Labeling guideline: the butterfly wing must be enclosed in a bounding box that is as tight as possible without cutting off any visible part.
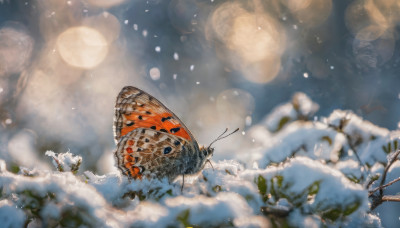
[114,128,192,179]
[114,86,194,144]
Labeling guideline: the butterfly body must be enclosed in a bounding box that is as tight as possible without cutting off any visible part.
[113,86,213,181]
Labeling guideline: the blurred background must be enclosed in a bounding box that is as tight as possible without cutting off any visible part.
[2,0,400,170]
[0,0,400,224]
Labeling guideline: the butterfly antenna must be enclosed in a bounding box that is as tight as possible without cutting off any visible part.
[208,128,239,149]
[217,128,229,140]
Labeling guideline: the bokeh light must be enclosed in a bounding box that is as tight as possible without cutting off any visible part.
[56,26,108,69]
[345,0,399,69]
[216,89,255,126]
[345,0,400,39]
[82,12,121,44]
[208,2,286,84]
[7,130,49,170]
[0,23,34,77]
[283,0,333,28]
[86,0,126,8]
[168,0,198,34]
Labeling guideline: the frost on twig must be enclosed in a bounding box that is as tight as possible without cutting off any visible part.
[368,149,400,210]
[45,151,82,174]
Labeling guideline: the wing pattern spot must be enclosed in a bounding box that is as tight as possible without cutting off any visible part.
[161,116,172,122]
[163,146,172,154]
[170,127,180,133]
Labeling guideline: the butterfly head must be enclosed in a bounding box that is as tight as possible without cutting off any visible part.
[200,146,214,159]
[197,146,214,171]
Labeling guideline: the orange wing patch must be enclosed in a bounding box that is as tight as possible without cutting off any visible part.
[121,112,190,140]
[123,155,142,179]
[114,86,193,142]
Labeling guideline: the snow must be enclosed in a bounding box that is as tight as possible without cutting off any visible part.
[263,92,319,132]
[0,153,381,227]
[335,159,363,181]
[255,121,346,167]
[0,199,26,228]
[0,94,396,227]
[45,151,82,172]
[233,215,270,228]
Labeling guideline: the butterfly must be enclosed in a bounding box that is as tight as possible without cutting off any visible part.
[113,86,238,183]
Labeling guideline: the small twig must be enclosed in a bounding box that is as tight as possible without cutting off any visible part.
[345,134,365,168]
[369,149,400,210]
[366,176,378,189]
[327,122,368,180]
[369,176,400,197]
[379,149,400,197]
[382,195,400,202]
[181,174,185,193]
[370,194,400,210]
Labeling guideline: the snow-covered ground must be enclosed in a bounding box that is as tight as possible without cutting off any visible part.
[1,93,398,227]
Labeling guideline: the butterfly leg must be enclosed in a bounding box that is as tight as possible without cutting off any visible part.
[181,174,185,193]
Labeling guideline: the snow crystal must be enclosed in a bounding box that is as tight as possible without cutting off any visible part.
[245,115,252,126]
[142,30,148,37]
[173,52,179,60]
[45,150,82,172]
[149,67,160,80]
